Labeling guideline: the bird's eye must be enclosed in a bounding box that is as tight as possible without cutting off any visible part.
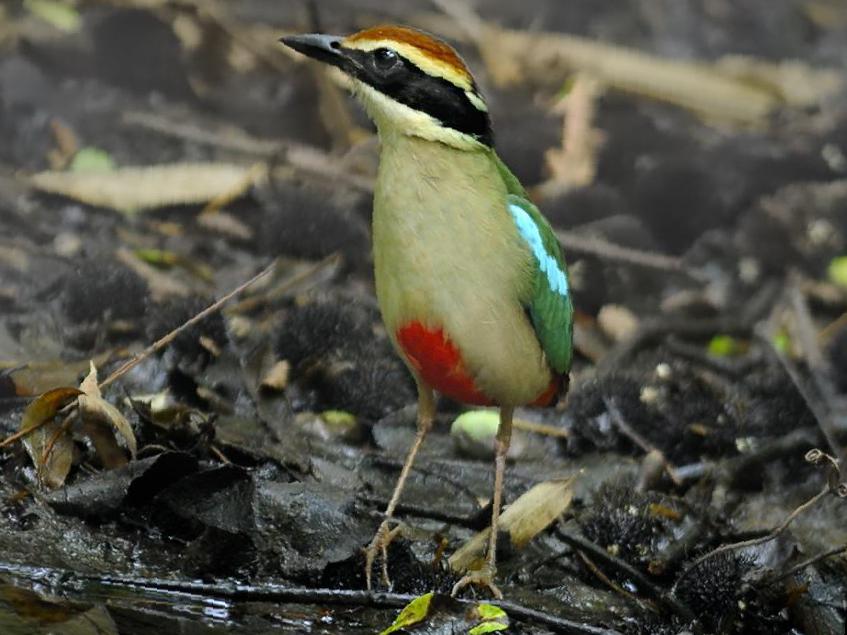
[373,48,399,71]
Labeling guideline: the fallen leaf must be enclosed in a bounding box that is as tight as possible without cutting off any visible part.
[597,304,640,343]
[134,248,214,283]
[260,360,291,391]
[116,247,191,299]
[2,353,113,397]
[380,592,433,634]
[24,0,81,32]
[196,210,254,240]
[449,475,578,572]
[380,593,509,635]
[17,387,81,441]
[469,603,510,634]
[27,163,255,214]
[18,387,81,488]
[77,362,137,462]
[70,147,115,173]
[828,256,847,289]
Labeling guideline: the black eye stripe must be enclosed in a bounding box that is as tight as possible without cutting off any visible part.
[341,47,492,146]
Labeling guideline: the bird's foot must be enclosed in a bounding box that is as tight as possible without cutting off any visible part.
[450,563,503,599]
[363,519,404,591]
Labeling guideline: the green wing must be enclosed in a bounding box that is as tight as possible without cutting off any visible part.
[494,154,574,374]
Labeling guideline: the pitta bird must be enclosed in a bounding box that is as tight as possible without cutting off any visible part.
[281,25,573,598]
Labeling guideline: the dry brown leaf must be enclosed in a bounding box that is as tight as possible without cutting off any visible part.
[19,387,81,488]
[260,360,291,391]
[597,304,640,343]
[432,1,830,126]
[449,474,578,572]
[483,26,779,125]
[196,210,254,240]
[77,362,137,461]
[27,163,255,214]
[540,73,603,195]
[1,353,113,397]
[116,247,191,299]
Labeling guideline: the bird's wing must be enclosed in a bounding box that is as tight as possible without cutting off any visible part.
[494,154,574,374]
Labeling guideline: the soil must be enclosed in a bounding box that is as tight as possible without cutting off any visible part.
[1,1,846,633]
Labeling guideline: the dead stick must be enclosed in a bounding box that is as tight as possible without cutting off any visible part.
[672,484,831,593]
[603,396,682,485]
[775,543,847,582]
[0,563,624,635]
[555,527,695,620]
[513,417,569,438]
[98,260,277,390]
[557,231,705,280]
[755,323,843,467]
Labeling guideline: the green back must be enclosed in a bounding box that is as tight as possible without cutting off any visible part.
[494,153,574,374]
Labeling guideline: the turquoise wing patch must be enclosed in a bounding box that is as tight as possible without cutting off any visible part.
[507,202,569,298]
[505,193,574,374]
[493,152,574,374]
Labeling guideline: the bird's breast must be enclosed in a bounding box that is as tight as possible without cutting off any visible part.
[372,134,553,405]
[395,320,560,406]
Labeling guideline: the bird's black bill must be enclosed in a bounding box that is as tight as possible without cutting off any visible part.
[280,33,346,69]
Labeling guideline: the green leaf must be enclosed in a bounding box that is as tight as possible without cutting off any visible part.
[468,622,509,635]
[475,604,508,621]
[70,147,115,173]
[469,602,509,634]
[134,248,178,269]
[827,256,847,288]
[320,410,357,428]
[24,0,81,32]
[18,387,82,488]
[380,592,433,635]
[707,334,737,357]
[772,331,791,354]
[451,410,499,443]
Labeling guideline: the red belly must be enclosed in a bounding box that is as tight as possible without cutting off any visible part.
[395,321,559,407]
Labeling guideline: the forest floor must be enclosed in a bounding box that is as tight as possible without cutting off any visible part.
[1,1,847,633]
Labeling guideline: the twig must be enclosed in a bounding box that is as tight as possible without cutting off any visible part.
[774,543,847,582]
[98,261,277,390]
[576,550,654,612]
[755,319,844,468]
[122,111,283,157]
[38,411,74,466]
[556,231,706,281]
[597,311,765,374]
[536,74,603,196]
[0,392,80,449]
[715,427,819,490]
[672,483,832,594]
[602,396,681,486]
[513,417,569,438]
[360,496,477,528]
[784,280,845,465]
[555,527,695,621]
[369,454,481,512]
[0,564,624,635]
[227,253,341,314]
[122,112,374,192]
[664,336,760,379]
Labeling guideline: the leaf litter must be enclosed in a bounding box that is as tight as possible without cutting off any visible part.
[1,0,847,633]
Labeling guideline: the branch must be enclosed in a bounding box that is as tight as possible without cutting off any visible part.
[0,564,624,635]
[98,260,277,390]
[555,527,695,621]
[556,231,706,282]
[672,481,833,594]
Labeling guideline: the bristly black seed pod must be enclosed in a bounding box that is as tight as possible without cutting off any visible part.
[675,551,754,630]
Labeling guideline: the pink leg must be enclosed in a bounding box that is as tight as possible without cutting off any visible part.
[364,382,435,590]
[451,405,513,599]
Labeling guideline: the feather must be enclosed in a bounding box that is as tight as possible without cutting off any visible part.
[494,154,574,374]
